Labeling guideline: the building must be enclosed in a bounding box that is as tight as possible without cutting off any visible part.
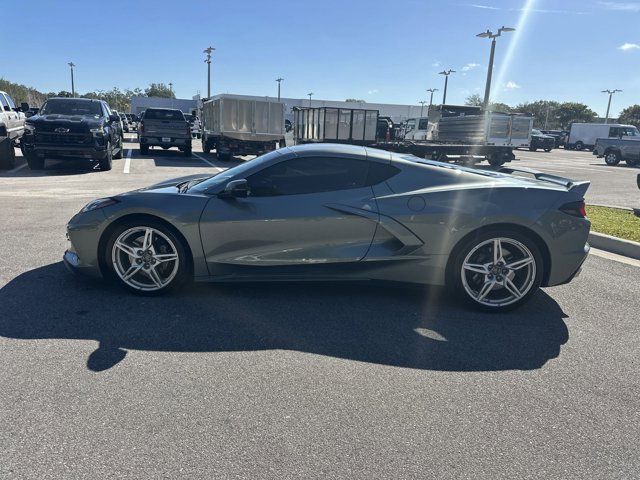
[132,94,425,123]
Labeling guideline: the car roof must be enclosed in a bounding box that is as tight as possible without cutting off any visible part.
[283,143,393,163]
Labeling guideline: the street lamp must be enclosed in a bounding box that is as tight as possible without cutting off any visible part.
[68,62,76,97]
[438,70,455,105]
[307,92,313,107]
[203,46,215,98]
[419,101,427,117]
[426,88,439,116]
[476,26,515,110]
[169,82,173,94]
[276,77,284,101]
[602,89,622,124]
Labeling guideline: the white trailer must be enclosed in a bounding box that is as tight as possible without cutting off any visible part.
[201,95,285,160]
[567,123,639,150]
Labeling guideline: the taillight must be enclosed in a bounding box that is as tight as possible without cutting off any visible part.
[139,121,144,133]
[560,200,587,218]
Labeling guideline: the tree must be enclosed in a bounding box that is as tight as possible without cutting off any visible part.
[465,94,512,113]
[618,105,640,128]
[514,100,560,128]
[555,102,597,129]
[145,83,175,98]
[465,94,483,106]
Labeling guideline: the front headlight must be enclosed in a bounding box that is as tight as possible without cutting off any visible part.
[90,125,104,135]
[24,123,35,134]
[80,197,118,213]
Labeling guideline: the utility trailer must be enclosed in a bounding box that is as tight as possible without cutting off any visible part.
[294,106,379,145]
[201,95,285,161]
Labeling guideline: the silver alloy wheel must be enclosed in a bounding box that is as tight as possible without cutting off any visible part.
[605,152,619,165]
[111,226,179,291]
[461,237,536,308]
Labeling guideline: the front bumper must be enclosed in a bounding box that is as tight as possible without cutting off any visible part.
[23,142,108,160]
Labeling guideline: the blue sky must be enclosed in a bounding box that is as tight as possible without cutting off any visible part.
[3,0,640,115]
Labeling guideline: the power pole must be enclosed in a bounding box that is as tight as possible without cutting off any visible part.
[438,70,455,105]
[307,92,313,107]
[203,46,215,98]
[476,26,515,110]
[276,77,284,101]
[68,62,76,97]
[602,89,622,124]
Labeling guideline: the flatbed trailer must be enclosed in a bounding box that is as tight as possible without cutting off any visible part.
[373,141,515,166]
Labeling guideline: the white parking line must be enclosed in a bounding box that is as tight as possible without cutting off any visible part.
[123,149,132,173]
[9,162,27,173]
[192,152,217,168]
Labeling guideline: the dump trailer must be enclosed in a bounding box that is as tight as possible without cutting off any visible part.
[436,113,533,148]
[201,95,285,161]
[294,107,379,145]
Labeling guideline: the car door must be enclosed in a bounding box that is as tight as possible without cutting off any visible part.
[0,94,17,139]
[199,155,379,273]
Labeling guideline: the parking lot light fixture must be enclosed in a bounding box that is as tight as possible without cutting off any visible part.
[68,62,75,97]
[203,46,215,98]
[476,26,515,110]
[276,78,284,102]
[602,89,622,124]
[307,92,313,107]
[438,70,455,105]
[419,101,427,117]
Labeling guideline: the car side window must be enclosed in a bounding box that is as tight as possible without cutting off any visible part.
[0,94,9,111]
[405,120,416,132]
[609,127,620,137]
[247,157,370,197]
[4,94,16,109]
[418,119,428,130]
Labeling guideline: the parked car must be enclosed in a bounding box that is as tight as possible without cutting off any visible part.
[529,129,556,152]
[540,129,568,148]
[125,113,138,131]
[111,109,125,135]
[0,90,27,169]
[21,97,123,171]
[138,108,192,156]
[64,144,590,312]
[566,123,639,150]
[593,135,640,166]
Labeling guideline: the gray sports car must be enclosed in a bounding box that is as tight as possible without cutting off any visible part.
[65,144,590,311]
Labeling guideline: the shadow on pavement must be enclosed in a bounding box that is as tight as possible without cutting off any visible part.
[0,262,569,373]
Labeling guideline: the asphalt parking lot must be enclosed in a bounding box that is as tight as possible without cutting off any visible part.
[1,136,639,479]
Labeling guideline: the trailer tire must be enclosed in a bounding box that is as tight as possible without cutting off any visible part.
[529,146,537,152]
[575,141,584,151]
[202,140,211,154]
[488,154,506,167]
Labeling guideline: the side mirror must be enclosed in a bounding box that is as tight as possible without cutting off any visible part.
[21,102,29,112]
[109,114,119,122]
[219,179,250,198]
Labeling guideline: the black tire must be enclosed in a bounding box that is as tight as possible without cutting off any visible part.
[184,145,192,157]
[99,141,113,171]
[488,154,506,167]
[529,146,537,152]
[604,150,621,166]
[575,141,584,151]
[0,137,16,169]
[113,137,123,159]
[202,141,211,154]
[218,152,232,161]
[26,152,44,170]
[103,219,191,296]
[448,228,544,312]
[140,144,149,155]
[544,148,552,152]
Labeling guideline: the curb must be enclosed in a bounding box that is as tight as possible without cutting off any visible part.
[589,231,640,260]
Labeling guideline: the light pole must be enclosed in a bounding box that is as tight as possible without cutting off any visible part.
[307,92,313,107]
[169,82,173,94]
[602,89,622,124]
[476,26,515,110]
[426,88,439,117]
[419,101,427,117]
[438,70,455,105]
[276,77,284,101]
[68,62,75,97]
[203,46,215,98]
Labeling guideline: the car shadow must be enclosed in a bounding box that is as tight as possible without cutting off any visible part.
[588,163,640,169]
[0,262,570,373]
[0,156,102,177]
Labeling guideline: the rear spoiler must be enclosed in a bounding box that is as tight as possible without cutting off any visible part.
[497,166,590,197]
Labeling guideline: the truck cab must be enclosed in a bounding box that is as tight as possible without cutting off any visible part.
[0,91,27,169]
[402,117,432,141]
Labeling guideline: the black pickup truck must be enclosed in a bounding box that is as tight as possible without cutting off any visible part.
[22,97,123,171]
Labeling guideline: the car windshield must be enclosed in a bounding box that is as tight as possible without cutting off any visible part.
[143,109,185,120]
[40,99,102,116]
[189,150,285,193]
[184,114,194,121]
[621,127,639,137]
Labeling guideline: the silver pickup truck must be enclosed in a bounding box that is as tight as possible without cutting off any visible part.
[593,132,640,167]
[138,108,192,156]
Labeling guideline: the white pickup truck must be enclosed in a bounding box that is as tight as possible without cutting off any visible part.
[0,91,28,169]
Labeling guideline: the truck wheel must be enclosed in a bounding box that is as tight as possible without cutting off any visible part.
[488,154,506,167]
[529,146,537,152]
[203,141,211,154]
[0,137,16,169]
[575,141,584,151]
[26,153,44,170]
[99,142,113,171]
[184,145,192,157]
[604,151,621,166]
[140,144,149,155]
[218,152,232,161]
[544,148,552,153]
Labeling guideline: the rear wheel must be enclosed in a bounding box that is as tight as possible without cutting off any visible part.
[575,141,584,151]
[202,140,211,154]
[99,141,113,171]
[0,137,16,169]
[105,220,190,295]
[529,146,537,152]
[544,148,552,152]
[113,137,123,159]
[604,150,621,166]
[140,144,149,155]
[450,229,543,311]
[184,145,192,157]
[488,154,506,167]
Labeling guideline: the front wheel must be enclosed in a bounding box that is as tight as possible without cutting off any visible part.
[575,141,584,151]
[113,137,123,159]
[184,145,192,157]
[105,220,190,295]
[604,151,621,166]
[450,230,543,311]
[99,141,113,171]
[544,148,552,153]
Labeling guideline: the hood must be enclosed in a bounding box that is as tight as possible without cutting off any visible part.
[532,133,554,139]
[143,174,214,190]
[28,114,103,130]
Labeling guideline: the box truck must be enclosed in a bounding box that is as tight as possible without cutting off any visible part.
[566,123,639,151]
